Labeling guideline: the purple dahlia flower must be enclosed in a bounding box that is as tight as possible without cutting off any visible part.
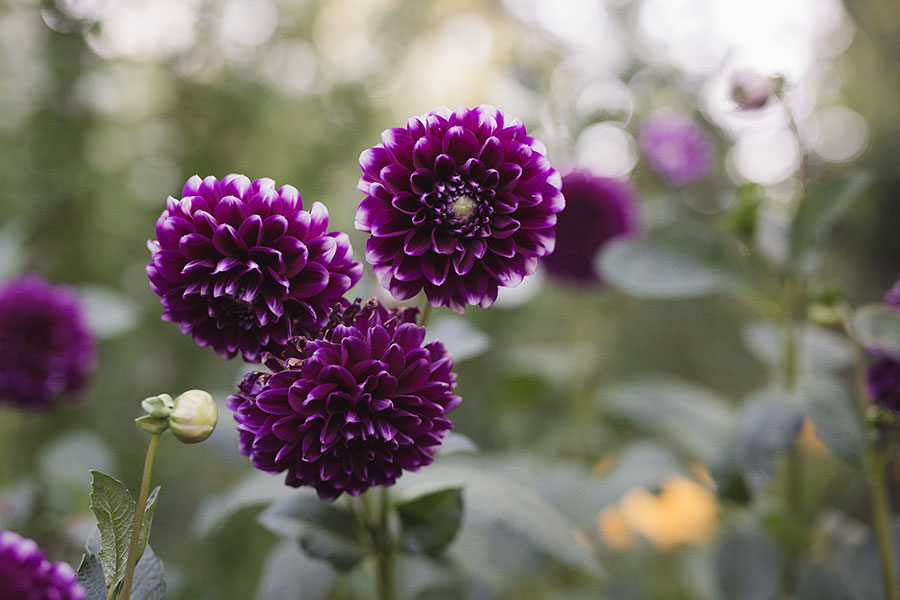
[0,275,95,410]
[148,174,363,362]
[542,170,641,285]
[356,105,564,313]
[638,115,713,185]
[867,355,900,413]
[227,299,461,500]
[0,530,85,600]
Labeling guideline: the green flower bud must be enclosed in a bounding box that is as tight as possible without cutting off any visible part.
[169,389,218,444]
[135,415,170,435]
[141,393,174,418]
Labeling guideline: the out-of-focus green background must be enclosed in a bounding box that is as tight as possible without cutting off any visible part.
[1,0,898,597]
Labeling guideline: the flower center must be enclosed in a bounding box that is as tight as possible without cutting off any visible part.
[451,194,477,222]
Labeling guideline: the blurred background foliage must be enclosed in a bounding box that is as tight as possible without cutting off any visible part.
[1,0,899,598]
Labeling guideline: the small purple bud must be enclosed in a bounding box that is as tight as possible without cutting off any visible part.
[731,70,780,110]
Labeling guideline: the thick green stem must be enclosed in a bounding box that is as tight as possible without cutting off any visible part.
[866,445,900,600]
[358,489,397,600]
[420,302,432,329]
[119,433,161,600]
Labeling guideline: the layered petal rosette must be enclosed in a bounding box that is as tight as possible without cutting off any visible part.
[638,115,713,185]
[0,275,95,410]
[542,170,641,285]
[227,299,461,500]
[0,530,86,600]
[148,174,363,361]
[356,105,564,312]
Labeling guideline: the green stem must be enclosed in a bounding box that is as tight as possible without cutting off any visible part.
[118,433,161,600]
[866,443,900,600]
[420,302,432,329]
[358,489,397,600]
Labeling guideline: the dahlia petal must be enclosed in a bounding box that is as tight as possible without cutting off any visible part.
[291,262,330,297]
[382,127,415,168]
[433,154,457,181]
[498,162,523,191]
[213,224,249,256]
[178,233,216,260]
[431,228,456,255]
[393,254,422,282]
[308,202,330,238]
[490,215,520,239]
[391,193,421,215]
[261,214,289,242]
[215,195,248,225]
[308,235,338,265]
[388,277,421,301]
[402,227,432,257]
[478,136,503,168]
[421,254,450,285]
[157,216,194,248]
[380,164,412,195]
[452,249,476,276]
[393,322,426,351]
[372,210,412,238]
[410,169,435,195]
[356,196,385,231]
[360,146,390,179]
[442,126,480,165]
[398,358,430,393]
[413,135,442,169]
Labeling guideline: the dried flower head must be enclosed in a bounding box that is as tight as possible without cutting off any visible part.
[356,105,564,312]
[0,275,95,410]
[148,174,363,361]
[227,299,461,500]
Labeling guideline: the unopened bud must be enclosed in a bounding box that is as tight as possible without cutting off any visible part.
[731,70,780,110]
[141,394,174,418]
[169,389,217,444]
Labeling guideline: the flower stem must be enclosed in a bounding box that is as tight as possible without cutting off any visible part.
[119,433,161,600]
[866,442,899,600]
[358,488,397,600]
[420,302,432,329]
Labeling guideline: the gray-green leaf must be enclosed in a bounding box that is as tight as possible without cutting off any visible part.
[129,545,167,600]
[398,487,464,556]
[258,490,365,571]
[598,226,748,299]
[76,552,107,600]
[801,378,864,465]
[789,173,871,271]
[852,304,900,357]
[715,527,782,600]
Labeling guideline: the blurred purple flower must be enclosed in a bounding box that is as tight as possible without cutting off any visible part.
[542,170,641,285]
[638,115,713,185]
[227,299,460,500]
[356,105,564,313]
[148,174,363,362]
[885,281,900,308]
[867,355,900,413]
[0,275,95,410]
[0,530,85,600]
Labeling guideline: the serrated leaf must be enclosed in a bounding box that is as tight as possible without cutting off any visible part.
[136,486,160,568]
[76,552,108,600]
[852,304,900,357]
[258,491,365,571]
[789,173,871,271]
[90,470,137,588]
[398,487,463,556]
[801,378,863,465]
[599,226,748,299]
[129,545,166,600]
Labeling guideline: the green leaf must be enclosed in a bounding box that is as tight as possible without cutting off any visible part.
[852,304,900,357]
[256,540,337,600]
[258,490,365,571]
[394,461,601,576]
[734,390,804,490]
[797,558,852,600]
[598,226,748,299]
[789,172,871,270]
[128,545,166,600]
[193,471,298,537]
[398,487,463,556]
[600,377,735,466]
[742,321,852,373]
[714,527,782,600]
[90,470,137,588]
[76,552,108,600]
[801,378,863,465]
[135,486,160,568]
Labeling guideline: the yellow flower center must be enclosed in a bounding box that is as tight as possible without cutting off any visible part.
[451,194,476,221]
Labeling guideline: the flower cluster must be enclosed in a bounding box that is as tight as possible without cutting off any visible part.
[227,299,461,500]
[541,170,641,285]
[0,275,95,410]
[638,115,713,186]
[148,174,362,362]
[356,105,564,312]
[0,530,85,600]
